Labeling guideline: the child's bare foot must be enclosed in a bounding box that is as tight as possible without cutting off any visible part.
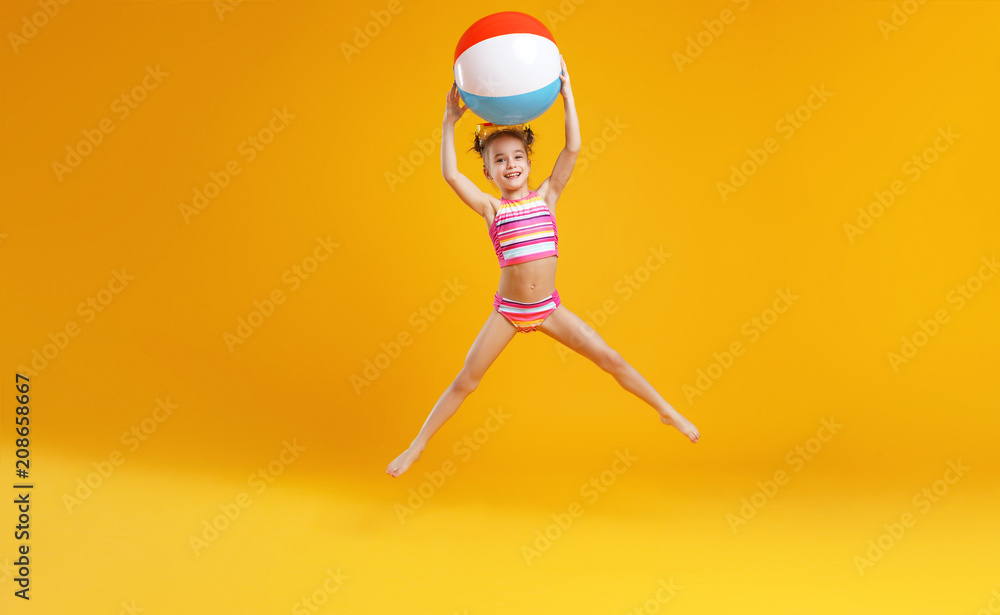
[659,407,700,443]
[386,446,423,477]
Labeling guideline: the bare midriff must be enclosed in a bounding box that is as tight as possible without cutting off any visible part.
[497,255,557,303]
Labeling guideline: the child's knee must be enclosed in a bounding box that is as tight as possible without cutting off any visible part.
[599,349,626,373]
[452,370,481,394]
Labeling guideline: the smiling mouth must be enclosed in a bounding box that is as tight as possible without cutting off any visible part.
[503,172,521,179]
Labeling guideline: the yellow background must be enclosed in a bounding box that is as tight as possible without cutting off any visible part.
[2,0,998,612]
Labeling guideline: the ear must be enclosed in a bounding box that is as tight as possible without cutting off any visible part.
[482,166,491,181]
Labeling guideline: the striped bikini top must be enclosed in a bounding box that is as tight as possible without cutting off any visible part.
[489,190,559,267]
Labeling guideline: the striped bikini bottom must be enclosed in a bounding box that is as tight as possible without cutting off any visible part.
[493,289,561,333]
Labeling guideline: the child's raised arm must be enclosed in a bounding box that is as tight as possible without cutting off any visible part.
[542,56,581,201]
[441,83,490,217]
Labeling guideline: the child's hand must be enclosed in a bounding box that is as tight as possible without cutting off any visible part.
[558,55,573,100]
[444,82,467,123]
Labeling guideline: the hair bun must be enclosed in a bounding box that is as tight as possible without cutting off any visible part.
[468,125,535,160]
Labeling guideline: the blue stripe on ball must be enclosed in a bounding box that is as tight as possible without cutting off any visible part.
[458,77,561,125]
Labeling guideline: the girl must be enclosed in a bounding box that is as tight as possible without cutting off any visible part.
[387,57,699,478]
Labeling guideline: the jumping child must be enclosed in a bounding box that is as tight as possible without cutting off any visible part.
[387,57,699,477]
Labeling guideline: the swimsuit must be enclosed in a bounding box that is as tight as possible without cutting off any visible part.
[493,290,561,333]
[490,190,559,267]
[489,190,561,333]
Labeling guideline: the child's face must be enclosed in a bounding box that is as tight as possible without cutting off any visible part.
[485,135,530,190]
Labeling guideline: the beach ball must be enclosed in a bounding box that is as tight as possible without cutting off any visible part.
[453,12,561,125]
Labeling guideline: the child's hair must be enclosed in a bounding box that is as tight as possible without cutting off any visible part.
[469,126,535,163]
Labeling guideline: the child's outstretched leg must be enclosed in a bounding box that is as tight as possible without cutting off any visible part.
[386,309,518,477]
[537,305,700,443]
